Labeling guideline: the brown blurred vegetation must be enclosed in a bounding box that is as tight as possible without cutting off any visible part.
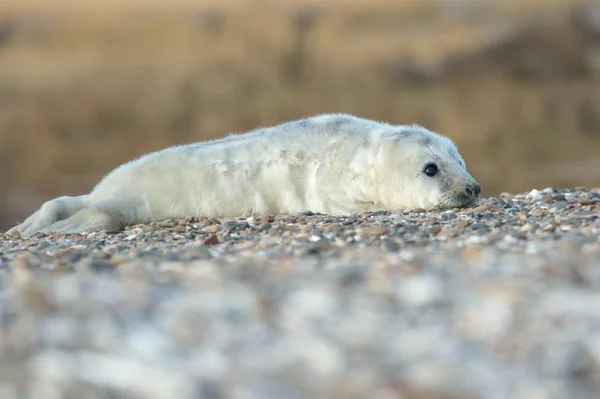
[1,0,600,230]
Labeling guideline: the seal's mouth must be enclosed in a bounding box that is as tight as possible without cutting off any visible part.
[425,193,480,212]
[458,197,479,209]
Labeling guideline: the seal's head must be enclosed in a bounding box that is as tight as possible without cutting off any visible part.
[376,125,481,211]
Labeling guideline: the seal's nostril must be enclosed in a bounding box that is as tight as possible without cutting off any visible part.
[465,184,481,198]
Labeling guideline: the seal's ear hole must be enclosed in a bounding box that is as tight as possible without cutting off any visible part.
[423,163,439,177]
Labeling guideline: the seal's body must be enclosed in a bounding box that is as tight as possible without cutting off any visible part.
[8,114,481,235]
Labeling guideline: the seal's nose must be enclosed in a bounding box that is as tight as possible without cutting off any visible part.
[465,183,482,199]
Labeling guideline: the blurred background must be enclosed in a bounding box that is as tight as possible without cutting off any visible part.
[1,0,600,230]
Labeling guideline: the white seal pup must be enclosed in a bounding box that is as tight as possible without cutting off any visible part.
[8,113,481,235]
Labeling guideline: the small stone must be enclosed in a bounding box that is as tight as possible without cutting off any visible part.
[280,225,300,233]
[235,222,250,230]
[439,227,459,238]
[258,222,272,232]
[123,234,138,241]
[440,213,457,221]
[173,225,186,233]
[583,243,600,254]
[456,220,470,228]
[579,195,596,205]
[203,225,221,233]
[381,240,399,252]
[143,225,158,232]
[55,249,73,258]
[541,224,556,233]
[551,201,569,212]
[470,222,488,230]
[21,284,52,313]
[357,226,388,236]
[342,217,357,226]
[9,231,21,239]
[396,275,444,307]
[520,223,534,232]
[526,189,543,201]
[569,210,599,218]
[529,209,544,217]
[260,215,275,223]
[235,241,255,250]
[561,236,584,251]
[94,252,111,259]
[158,221,176,228]
[202,234,219,245]
[90,259,115,272]
[473,204,489,212]
[515,213,527,221]
[313,240,332,251]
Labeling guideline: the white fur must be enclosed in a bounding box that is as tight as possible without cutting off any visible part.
[8,113,480,235]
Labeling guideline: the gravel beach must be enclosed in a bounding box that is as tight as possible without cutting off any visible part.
[1,187,600,399]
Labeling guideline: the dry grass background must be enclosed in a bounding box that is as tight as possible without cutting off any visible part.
[1,0,600,230]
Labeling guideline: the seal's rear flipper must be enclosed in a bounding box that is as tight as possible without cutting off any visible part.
[8,195,89,236]
[34,197,151,235]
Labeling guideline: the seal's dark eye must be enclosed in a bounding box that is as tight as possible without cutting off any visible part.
[423,163,439,177]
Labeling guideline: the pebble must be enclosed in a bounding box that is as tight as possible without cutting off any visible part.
[380,240,399,252]
[202,234,219,246]
[173,225,186,233]
[89,258,115,272]
[579,195,597,205]
[470,222,488,230]
[526,189,543,201]
[260,215,275,223]
[396,275,444,307]
[541,224,556,233]
[529,209,544,217]
[258,222,272,232]
[472,204,490,212]
[357,226,388,236]
[456,219,471,228]
[203,224,221,233]
[1,188,600,399]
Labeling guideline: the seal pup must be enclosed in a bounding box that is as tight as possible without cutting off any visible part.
[8,113,481,235]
